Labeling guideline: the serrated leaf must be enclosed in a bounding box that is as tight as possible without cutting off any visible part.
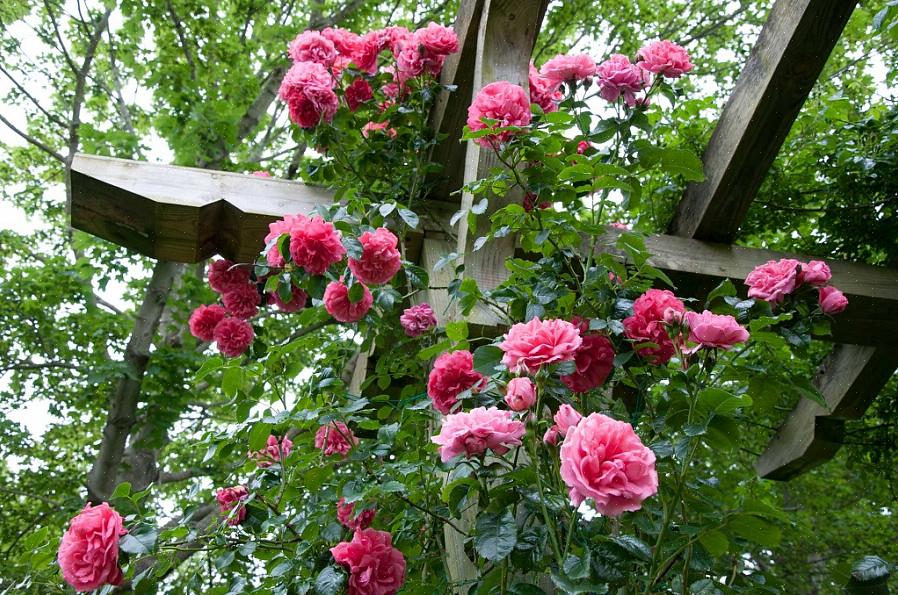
[563,551,591,579]
[315,565,346,595]
[474,510,517,562]
[610,535,652,561]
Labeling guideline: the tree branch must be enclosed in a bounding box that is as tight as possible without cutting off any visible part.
[0,112,65,163]
[0,62,69,129]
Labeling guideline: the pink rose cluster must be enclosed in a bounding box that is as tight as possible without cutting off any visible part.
[499,317,582,373]
[282,22,458,131]
[559,409,659,516]
[216,485,249,526]
[744,258,848,314]
[543,403,583,447]
[57,503,127,592]
[431,406,526,462]
[560,317,615,393]
[337,497,376,531]
[249,434,293,468]
[315,421,359,458]
[331,528,406,595]
[467,81,533,147]
[427,350,486,414]
[400,302,437,337]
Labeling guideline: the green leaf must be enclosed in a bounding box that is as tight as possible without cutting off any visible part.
[222,367,243,398]
[398,208,419,229]
[315,565,346,595]
[248,422,272,452]
[610,535,652,562]
[706,279,736,304]
[728,514,781,547]
[472,344,504,375]
[347,282,365,303]
[698,529,729,557]
[119,526,157,555]
[474,510,518,562]
[563,551,591,579]
[849,556,891,585]
[111,481,132,500]
[550,571,608,594]
[508,584,548,595]
[696,388,752,415]
[446,320,468,342]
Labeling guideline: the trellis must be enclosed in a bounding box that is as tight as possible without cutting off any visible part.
[71,0,898,485]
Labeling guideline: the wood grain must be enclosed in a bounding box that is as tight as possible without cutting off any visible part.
[668,0,858,242]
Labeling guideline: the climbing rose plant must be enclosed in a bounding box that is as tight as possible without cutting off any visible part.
[57,29,851,595]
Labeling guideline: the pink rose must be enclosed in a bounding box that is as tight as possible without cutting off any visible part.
[251,170,271,177]
[819,286,848,314]
[596,54,648,106]
[610,221,631,230]
[337,498,376,530]
[208,259,250,293]
[361,120,398,138]
[264,214,308,267]
[529,63,562,114]
[499,317,582,374]
[378,26,411,53]
[57,503,126,592]
[268,286,308,312]
[685,310,749,350]
[331,528,406,595]
[467,81,532,147]
[554,403,583,437]
[633,289,685,321]
[350,31,381,74]
[400,303,437,337]
[222,282,261,319]
[348,227,402,285]
[189,304,227,342]
[559,413,658,515]
[800,260,832,286]
[623,316,675,364]
[331,54,353,79]
[427,350,485,414]
[576,140,593,154]
[413,22,459,55]
[504,377,536,411]
[560,331,615,393]
[395,42,425,80]
[213,317,254,357]
[637,40,694,78]
[289,216,346,275]
[249,434,293,468]
[744,258,801,304]
[543,426,561,446]
[431,406,526,462]
[345,78,373,111]
[288,30,337,65]
[523,192,551,212]
[539,54,597,83]
[315,421,359,457]
[216,485,249,525]
[324,279,373,323]
[321,27,360,56]
[278,61,338,128]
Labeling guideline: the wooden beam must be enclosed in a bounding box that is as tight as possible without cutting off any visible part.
[755,345,898,480]
[668,0,857,242]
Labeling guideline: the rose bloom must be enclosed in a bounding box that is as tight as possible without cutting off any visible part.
[499,317,582,374]
[819,286,849,314]
[554,403,583,436]
[268,286,308,312]
[596,54,648,106]
[414,22,459,55]
[633,289,685,322]
[395,42,425,80]
[400,303,437,337]
[559,412,658,516]
[345,78,373,111]
[523,191,551,212]
[57,503,126,592]
[800,260,832,286]
[348,227,402,285]
[208,258,250,293]
[431,406,526,462]
[610,221,631,230]
[315,421,359,457]
[251,170,271,177]
[539,54,597,83]
[467,81,532,147]
[744,258,801,304]
[623,316,676,365]
[361,120,398,139]
[504,377,536,411]
[331,54,353,79]
[263,214,308,267]
[529,63,562,113]
[288,30,337,65]
[189,304,227,342]
[324,279,373,323]
[289,216,346,275]
[331,528,406,595]
[222,283,261,319]
[249,434,293,468]
[543,426,561,446]
[637,40,694,78]
[216,485,249,526]
[337,497,376,530]
[278,61,338,128]
[427,350,485,414]
[213,317,254,358]
[576,140,593,154]
[685,310,749,350]
[377,25,411,53]
[321,27,360,56]
[561,332,615,393]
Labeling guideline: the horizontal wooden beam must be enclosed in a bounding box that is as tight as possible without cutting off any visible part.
[754,344,898,480]
[668,0,858,242]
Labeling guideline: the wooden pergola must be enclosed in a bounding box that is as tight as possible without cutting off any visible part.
[70,0,897,489]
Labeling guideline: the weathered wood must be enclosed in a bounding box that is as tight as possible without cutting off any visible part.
[755,345,898,480]
[668,0,858,242]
